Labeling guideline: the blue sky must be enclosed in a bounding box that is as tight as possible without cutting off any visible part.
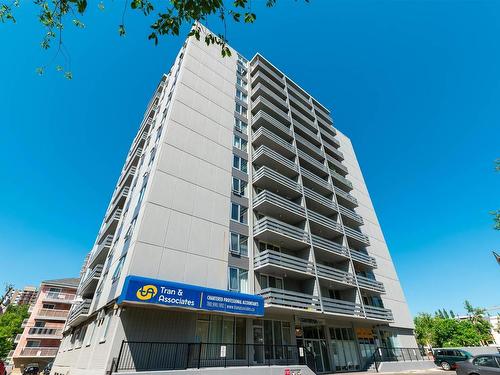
[0,0,498,317]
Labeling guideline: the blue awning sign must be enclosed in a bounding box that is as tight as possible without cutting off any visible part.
[118,275,264,317]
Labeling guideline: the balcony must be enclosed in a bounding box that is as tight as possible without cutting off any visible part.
[344,226,370,246]
[311,234,350,260]
[356,275,385,293]
[303,187,338,216]
[251,83,289,112]
[89,234,113,267]
[253,127,296,158]
[42,292,75,304]
[364,305,393,321]
[251,110,293,141]
[316,264,356,287]
[295,134,323,160]
[80,264,104,297]
[320,128,340,148]
[308,210,344,237]
[14,334,21,343]
[339,205,364,226]
[259,288,321,312]
[290,107,316,131]
[37,308,70,320]
[349,250,377,268]
[67,299,92,327]
[27,327,63,339]
[98,208,122,244]
[250,59,285,88]
[298,150,328,176]
[323,141,344,161]
[286,80,311,107]
[19,347,59,358]
[289,95,315,123]
[252,96,290,126]
[254,250,314,279]
[253,190,305,224]
[21,318,28,328]
[125,147,143,171]
[313,104,333,125]
[293,120,321,146]
[253,167,302,199]
[331,170,353,191]
[300,168,332,195]
[251,71,287,99]
[322,297,363,318]
[326,154,348,175]
[254,217,310,250]
[253,145,298,178]
[110,185,130,209]
[334,186,358,208]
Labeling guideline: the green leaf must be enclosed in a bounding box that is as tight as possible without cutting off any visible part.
[36,67,44,76]
[64,71,73,80]
[98,2,105,11]
[118,24,126,36]
[243,12,256,23]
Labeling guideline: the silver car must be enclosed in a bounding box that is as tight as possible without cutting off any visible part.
[456,354,500,375]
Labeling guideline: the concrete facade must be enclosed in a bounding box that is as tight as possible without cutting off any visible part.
[52,25,416,375]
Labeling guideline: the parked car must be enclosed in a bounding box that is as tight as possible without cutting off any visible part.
[0,360,5,375]
[456,354,500,375]
[22,365,39,375]
[43,362,52,375]
[433,349,473,370]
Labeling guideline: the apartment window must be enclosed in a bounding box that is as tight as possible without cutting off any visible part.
[232,155,247,173]
[230,233,248,256]
[156,125,163,142]
[148,147,156,166]
[237,53,248,64]
[125,217,137,241]
[233,135,247,152]
[85,321,96,346]
[328,289,341,300]
[235,103,247,116]
[232,177,247,197]
[112,256,126,282]
[99,312,112,343]
[42,304,55,309]
[228,267,248,293]
[260,274,283,290]
[236,76,247,89]
[235,89,247,101]
[236,64,247,76]
[259,242,280,253]
[231,203,248,224]
[234,117,248,134]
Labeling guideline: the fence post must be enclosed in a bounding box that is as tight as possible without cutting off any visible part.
[115,340,125,372]
[197,343,202,369]
[407,348,412,361]
[247,345,250,367]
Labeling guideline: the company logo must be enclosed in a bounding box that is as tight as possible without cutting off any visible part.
[136,285,158,301]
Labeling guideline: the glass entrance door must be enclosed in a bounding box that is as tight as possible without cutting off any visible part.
[253,326,264,364]
[304,339,331,373]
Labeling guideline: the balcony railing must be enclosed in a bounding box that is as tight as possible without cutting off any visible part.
[320,128,340,148]
[313,105,332,125]
[251,110,292,139]
[253,145,298,175]
[252,97,290,125]
[308,210,343,235]
[325,153,348,174]
[27,327,63,338]
[80,264,104,293]
[98,208,123,242]
[37,308,70,319]
[300,168,332,192]
[322,297,364,317]
[356,275,385,293]
[339,205,364,225]
[254,250,314,276]
[253,190,305,219]
[349,250,377,268]
[334,186,358,207]
[21,318,28,327]
[19,347,59,357]
[250,60,285,87]
[293,120,320,144]
[288,93,314,118]
[295,134,323,159]
[331,170,353,191]
[323,141,344,161]
[252,82,289,111]
[311,234,350,259]
[253,127,295,155]
[364,305,393,321]
[259,288,321,312]
[68,299,92,325]
[316,264,356,286]
[254,217,310,245]
[344,226,370,246]
[303,187,338,212]
[298,150,328,174]
[291,107,316,131]
[43,292,75,303]
[14,333,21,343]
[89,234,113,266]
[286,82,311,107]
[253,167,302,195]
[251,71,287,99]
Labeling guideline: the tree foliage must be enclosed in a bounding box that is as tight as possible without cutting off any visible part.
[0,304,29,360]
[0,0,307,78]
[492,159,500,230]
[414,301,493,348]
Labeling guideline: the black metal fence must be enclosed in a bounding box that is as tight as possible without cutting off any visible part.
[372,347,428,372]
[114,341,316,372]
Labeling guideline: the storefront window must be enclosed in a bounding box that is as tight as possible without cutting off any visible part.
[330,327,361,371]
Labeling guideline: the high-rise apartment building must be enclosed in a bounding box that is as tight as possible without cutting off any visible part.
[11,286,38,307]
[12,278,79,374]
[52,25,416,375]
